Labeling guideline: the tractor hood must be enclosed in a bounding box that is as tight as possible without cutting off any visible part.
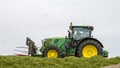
[40,37,70,53]
[44,37,65,40]
[42,37,67,46]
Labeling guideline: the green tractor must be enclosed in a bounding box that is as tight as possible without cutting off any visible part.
[26,23,108,58]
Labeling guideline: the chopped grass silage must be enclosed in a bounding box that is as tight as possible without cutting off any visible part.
[0,56,120,68]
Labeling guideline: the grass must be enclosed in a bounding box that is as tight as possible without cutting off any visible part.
[0,56,120,68]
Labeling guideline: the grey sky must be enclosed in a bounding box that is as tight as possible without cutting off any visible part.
[0,0,120,57]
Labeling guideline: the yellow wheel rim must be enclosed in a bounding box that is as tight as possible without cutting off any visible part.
[47,49,58,58]
[82,45,98,58]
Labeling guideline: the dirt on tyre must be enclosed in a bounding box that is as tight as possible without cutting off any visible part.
[43,46,63,58]
[77,39,103,58]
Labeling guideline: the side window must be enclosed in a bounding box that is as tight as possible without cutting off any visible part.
[73,28,81,40]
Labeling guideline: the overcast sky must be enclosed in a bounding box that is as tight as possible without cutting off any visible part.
[0,0,120,57]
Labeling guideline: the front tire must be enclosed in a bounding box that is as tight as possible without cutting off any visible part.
[43,46,63,58]
[77,40,103,58]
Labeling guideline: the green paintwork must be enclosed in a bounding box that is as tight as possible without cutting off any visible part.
[40,37,72,55]
[103,50,109,57]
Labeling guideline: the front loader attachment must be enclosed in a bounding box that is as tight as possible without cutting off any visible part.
[26,37,38,56]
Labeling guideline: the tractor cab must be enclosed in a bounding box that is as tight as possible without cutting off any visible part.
[68,23,94,40]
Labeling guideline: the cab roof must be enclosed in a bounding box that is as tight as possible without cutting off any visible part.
[70,26,94,30]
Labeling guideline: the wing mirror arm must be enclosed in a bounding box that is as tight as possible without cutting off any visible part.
[68,30,71,38]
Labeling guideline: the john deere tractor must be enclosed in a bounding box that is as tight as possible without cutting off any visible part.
[26,23,108,58]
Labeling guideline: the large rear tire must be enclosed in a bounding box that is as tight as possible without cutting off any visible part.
[43,46,63,58]
[77,39,103,58]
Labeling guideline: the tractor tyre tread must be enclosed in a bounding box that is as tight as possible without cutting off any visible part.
[77,39,103,57]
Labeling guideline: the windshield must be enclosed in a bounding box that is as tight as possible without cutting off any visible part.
[73,28,90,40]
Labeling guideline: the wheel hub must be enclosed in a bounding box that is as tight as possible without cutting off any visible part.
[82,45,98,58]
[47,49,58,58]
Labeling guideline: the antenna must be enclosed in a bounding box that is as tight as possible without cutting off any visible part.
[83,9,86,26]
[83,15,86,25]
